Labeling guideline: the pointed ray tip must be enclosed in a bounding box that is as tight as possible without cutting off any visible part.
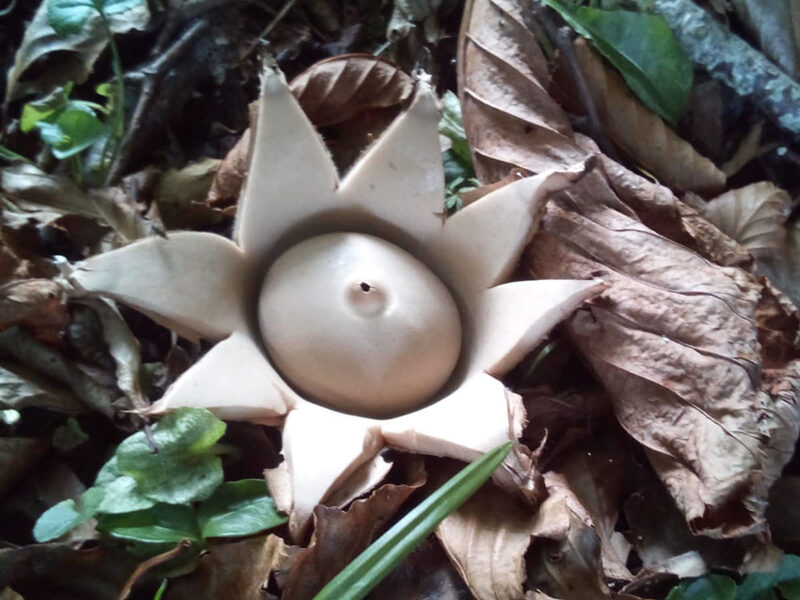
[261,60,288,94]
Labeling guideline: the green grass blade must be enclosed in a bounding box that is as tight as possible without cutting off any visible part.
[312,441,513,600]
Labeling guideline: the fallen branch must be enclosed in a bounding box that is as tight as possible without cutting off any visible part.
[106,18,209,185]
[653,0,800,140]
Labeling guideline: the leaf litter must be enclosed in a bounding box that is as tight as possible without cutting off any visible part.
[2,0,800,598]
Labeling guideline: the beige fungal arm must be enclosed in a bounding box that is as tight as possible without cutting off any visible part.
[337,82,445,258]
[147,331,289,421]
[469,279,606,376]
[70,232,248,341]
[235,65,339,262]
[277,403,383,540]
[437,170,582,294]
[381,373,520,461]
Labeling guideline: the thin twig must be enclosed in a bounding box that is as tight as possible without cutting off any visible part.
[242,0,302,60]
[118,540,192,600]
[105,18,209,185]
[525,1,621,161]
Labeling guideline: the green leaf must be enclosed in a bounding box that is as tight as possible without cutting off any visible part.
[98,503,201,544]
[541,0,693,123]
[312,441,513,600]
[97,473,156,514]
[47,0,144,35]
[21,85,72,132]
[116,408,226,505]
[666,574,737,600]
[47,0,96,36]
[439,91,471,166]
[33,486,104,542]
[35,102,107,159]
[198,479,287,539]
[52,417,89,451]
[737,554,800,600]
[0,145,33,164]
[153,579,168,600]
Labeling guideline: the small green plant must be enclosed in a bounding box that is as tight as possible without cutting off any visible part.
[0,0,143,181]
[312,441,513,600]
[439,91,479,213]
[34,408,286,547]
[666,554,800,600]
[46,0,141,183]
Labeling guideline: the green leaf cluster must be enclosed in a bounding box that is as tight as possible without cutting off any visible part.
[541,0,693,123]
[21,84,107,160]
[666,555,800,600]
[439,91,479,213]
[34,408,286,545]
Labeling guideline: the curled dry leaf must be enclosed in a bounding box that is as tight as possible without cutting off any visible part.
[436,482,537,600]
[207,55,414,209]
[280,457,426,600]
[528,472,611,600]
[526,169,800,538]
[569,39,726,195]
[589,150,751,268]
[4,0,150,103]
[0,165,155,243]
[0,278,67,342]
[0,360,85,413]
[701,182,791,257]
[289,54,414,127]
[166,535,289,600]
[457,0,588,182]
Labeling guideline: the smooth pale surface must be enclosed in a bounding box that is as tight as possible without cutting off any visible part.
[147,331,287,422]
[258,232,462,418]
[70,232,247,341]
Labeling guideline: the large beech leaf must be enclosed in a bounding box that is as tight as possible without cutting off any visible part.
[198,480,287,539]
[542,0,693,123]
[312,442,512,600]
[526,168,800,537]
[115,407,226,504]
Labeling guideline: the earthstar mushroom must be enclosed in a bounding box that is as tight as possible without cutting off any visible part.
[70,64,604,538]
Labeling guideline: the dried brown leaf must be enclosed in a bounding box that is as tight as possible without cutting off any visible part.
[152,159,226,229]
[0,360,85,413]
[457,0,587,182]
[526,169,800,538]
[550,433,634,582]
[0,437,48,497]
[368,538,475,600]
[280,456,426,600]
[528,474,611,599]
[290,54,414,127]
[702,182,790,257]
[0,544,138,600]
[569,39,725,194]
[590,150,751,268]
[0,165,155,243]
[207,55,414,209]
[166,535,288,600]
[436,483,537,600]
[0,278,67,342]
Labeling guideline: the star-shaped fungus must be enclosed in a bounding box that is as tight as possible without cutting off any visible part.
[69,65,604,539]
